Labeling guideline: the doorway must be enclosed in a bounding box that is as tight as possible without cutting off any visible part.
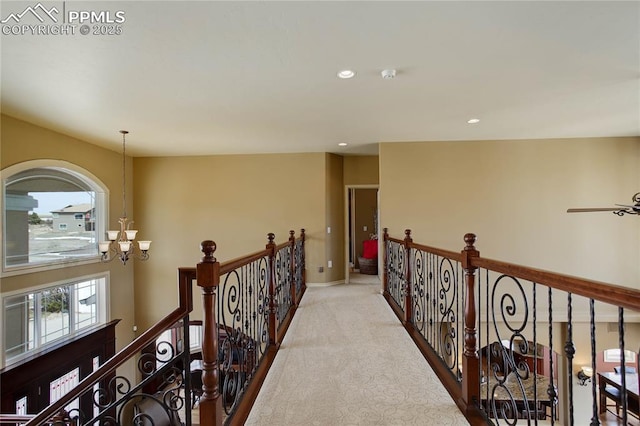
[345,185,379,284]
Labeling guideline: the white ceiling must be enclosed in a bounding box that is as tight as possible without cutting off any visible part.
[1,1,639,157]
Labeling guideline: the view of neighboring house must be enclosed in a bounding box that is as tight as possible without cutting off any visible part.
[50,204,95,232]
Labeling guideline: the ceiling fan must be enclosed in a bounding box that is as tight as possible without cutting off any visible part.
[567,193,640,216]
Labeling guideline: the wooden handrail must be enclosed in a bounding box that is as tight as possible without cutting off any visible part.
[409,241,461,262]
[17,230,305,426]
[382,229,640,425]
[472,257,640,311]
[25,268,195,426]
[219,248,270,275]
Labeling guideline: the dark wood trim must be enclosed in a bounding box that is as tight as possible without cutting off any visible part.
[0,319,120,376]
[409,242,462,262]
[226,345,279,426]
[384,292,489,425]
[383,290,404,321]
[1,319,119,420]
[473,256,640,311]
[276,306,297,345]
[219,249,270,275]
[25,268,195,425]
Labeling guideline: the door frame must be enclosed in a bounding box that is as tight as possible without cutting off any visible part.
[344,184,379,284]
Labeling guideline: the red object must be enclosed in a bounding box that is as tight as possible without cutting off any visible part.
[362,240,378,259]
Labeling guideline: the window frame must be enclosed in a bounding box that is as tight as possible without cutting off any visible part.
[1,272,110,369]
[1,160,109,276]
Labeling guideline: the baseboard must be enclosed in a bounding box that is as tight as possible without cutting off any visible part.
[305,280,344,287]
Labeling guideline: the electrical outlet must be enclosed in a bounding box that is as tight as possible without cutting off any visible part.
[328,260,332,268]
[363,225,367,231]
[327,226,331,234]
[318,266,324,273]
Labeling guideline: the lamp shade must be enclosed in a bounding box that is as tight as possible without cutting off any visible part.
[138,241,151,251]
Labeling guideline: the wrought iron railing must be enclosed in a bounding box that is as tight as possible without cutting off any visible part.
[385,235,406,311]
[274,236,293,330]
[5,267,197,426]
[294,232,306,305]
[383,228,640,425]
[196,229,306,426]
[2,229,306,426]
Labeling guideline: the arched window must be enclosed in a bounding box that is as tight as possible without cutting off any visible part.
[1,160,108,274]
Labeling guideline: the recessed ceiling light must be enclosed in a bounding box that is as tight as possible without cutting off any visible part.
[337,70,355,79]
[338,142,348,147]
[381,69,397,79]
[467,118,480,124]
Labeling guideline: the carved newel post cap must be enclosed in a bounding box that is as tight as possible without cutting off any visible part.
[200,240,217,262]
[290,230,295,238]
[404,229,412,242]
[383,227,388,234]
[267,233,275,244]
[463,233,477,250]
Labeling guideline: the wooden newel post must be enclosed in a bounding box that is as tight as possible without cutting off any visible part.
[196,240,223,426]
[289,230,296,307]
[266,233,278,347]
[403,229,413,325]
[382,228,389,295]
[52,408,73,425]
[461,233,480,414]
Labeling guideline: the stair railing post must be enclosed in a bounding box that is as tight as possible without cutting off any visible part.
[300,228,306,291]
[382,228,389,296]
[266,233,278,347]
[289,230,296,308]
[403,229,413,325]
[461,233,480,415]
[196,240,223,426]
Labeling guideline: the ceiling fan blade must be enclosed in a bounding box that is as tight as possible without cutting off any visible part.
[566,207,621,213]
[614,204,639,209]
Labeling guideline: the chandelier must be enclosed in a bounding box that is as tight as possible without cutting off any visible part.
[98,130,151,265]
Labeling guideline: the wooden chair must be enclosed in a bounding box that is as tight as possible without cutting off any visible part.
[603,385,622,416]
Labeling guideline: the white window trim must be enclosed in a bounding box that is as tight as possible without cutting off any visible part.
[1,160,110,277]
[0,271,110,369]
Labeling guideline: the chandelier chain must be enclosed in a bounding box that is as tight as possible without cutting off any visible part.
[121,130,128,219]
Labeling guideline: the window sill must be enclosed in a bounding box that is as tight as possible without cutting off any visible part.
[1,256,103,278]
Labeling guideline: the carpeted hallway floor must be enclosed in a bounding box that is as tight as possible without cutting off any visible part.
[245,274,470,425]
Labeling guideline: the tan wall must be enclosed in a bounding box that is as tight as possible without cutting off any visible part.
[380,137,640,287]
[133,153,327,330]
[0,115,136,373]
[343,155,379,185]
[324,154,344,283]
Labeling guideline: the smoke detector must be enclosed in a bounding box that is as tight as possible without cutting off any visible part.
[381,69,396,79]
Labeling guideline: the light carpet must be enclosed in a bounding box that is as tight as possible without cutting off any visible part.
[245,276,470,425]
